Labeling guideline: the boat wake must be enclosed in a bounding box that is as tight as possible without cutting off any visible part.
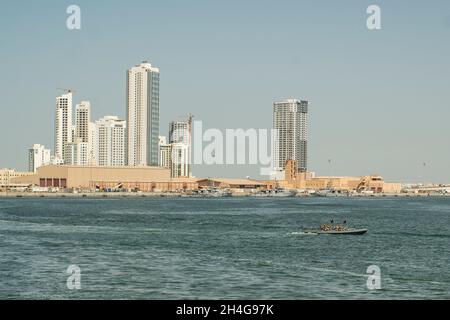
[288,231,318,236]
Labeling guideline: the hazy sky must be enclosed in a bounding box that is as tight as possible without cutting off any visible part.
[1,0,449,183]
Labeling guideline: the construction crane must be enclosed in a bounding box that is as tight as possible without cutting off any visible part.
[175,113,193,122]
[187,113,194,134]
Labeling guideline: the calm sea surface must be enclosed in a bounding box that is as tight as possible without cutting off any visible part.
[0,197,449,299]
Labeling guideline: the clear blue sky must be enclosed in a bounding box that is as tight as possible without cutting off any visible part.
[1,0,449,183]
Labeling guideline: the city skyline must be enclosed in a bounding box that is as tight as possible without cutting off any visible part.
[1,1,449,304]
[1,1,450,183]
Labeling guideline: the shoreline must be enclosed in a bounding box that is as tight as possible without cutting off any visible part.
[0,192,449,199]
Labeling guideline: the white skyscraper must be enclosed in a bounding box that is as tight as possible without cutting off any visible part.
[158,136,171,169]
[75,101,97,165]
[272,99,309,176]
[28,144,51,172]
[169,119,192,145]
[95,116,126,167]
[55,91,73,163]
[171,143,191,178]
[169,117,192,178]
[126,61,160,167]
[65,138,89,166]
[75,101,91,143]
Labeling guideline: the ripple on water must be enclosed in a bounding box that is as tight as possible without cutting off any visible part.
[0,197,449,299]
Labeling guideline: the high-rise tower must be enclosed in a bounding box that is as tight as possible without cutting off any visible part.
[273,99,309,174]
[126,61,160,166]
[55,91,73,163]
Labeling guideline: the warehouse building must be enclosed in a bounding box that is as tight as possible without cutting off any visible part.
[11,165,176,191]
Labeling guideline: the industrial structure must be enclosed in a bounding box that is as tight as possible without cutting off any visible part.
[280,160,401,193]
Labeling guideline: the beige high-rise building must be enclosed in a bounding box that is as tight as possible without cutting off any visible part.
[55,92,73,163]
[75,101,91,143]
[126,61,160,167]
[75,101,97,165]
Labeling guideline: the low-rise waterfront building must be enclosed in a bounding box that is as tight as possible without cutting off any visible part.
[197,178,273,191]
[281,160,401,193]
[12,165,172,191]
[0,169,34,191]
[10,165,276,193]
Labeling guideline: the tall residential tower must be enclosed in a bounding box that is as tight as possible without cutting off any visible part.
[169,116,193,178]
[95,116,126,167]
[158,136,171,169]
[75,101,91,143]
[55,91,73,163]
[28,144,51,172]
[272,99,309,175]
[75,101,96,164]
[126,61,160,166]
